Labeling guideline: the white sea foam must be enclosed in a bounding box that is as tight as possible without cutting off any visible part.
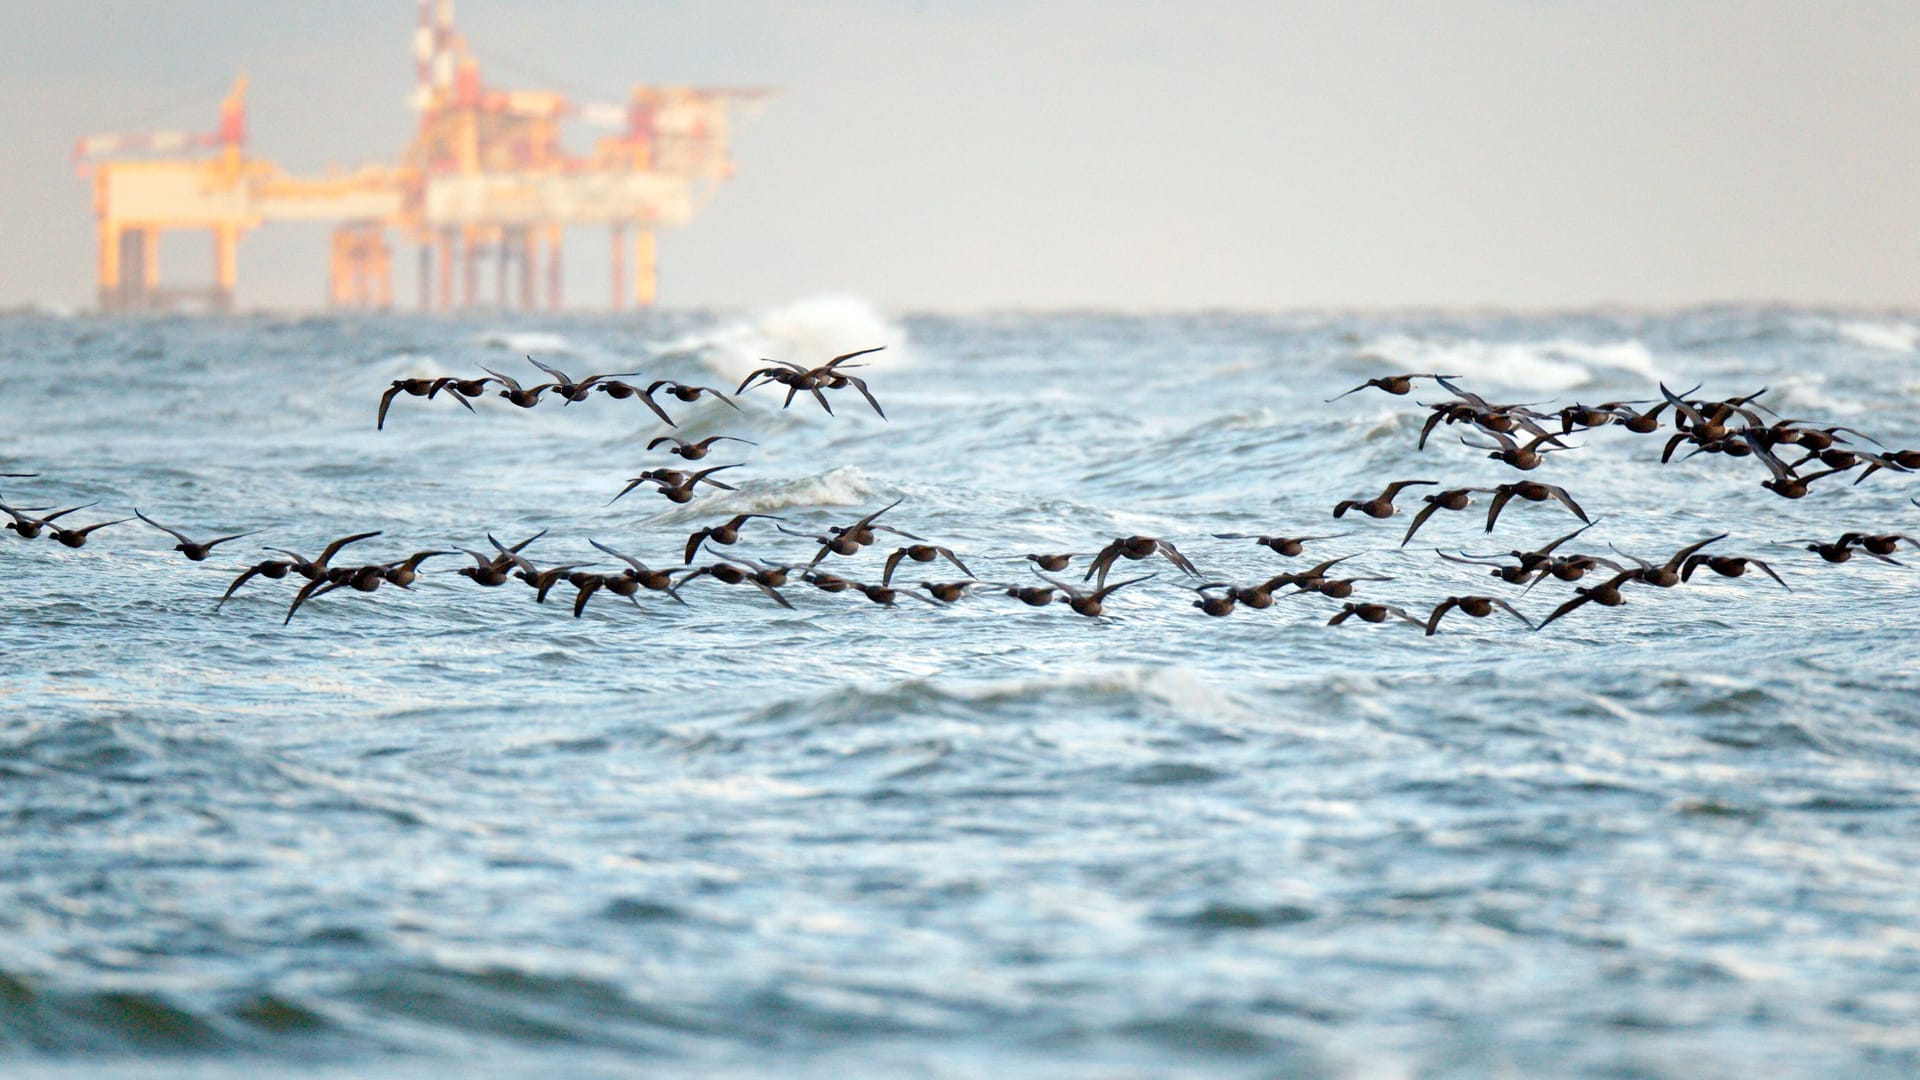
[662,295,907,387]
[471,330,577,355]
[1835,320,1920,354]
[377,352,452,380]
[1354,335,1659,393]
[642,465,882,524]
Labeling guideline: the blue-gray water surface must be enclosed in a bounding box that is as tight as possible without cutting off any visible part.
[3,300,1919,1078]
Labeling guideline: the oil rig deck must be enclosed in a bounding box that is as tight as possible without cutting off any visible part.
[76,1,769,313]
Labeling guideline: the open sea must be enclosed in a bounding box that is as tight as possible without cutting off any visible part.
[3,299,1919,1078]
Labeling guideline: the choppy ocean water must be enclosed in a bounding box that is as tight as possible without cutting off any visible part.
[3,299,1919,1078]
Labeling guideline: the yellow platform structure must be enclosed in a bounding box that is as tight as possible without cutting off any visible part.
[78,2,768,313]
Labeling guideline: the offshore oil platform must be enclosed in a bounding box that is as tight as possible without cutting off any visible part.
[74,1,769,313]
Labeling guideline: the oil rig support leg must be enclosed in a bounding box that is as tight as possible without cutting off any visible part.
[632,228,656,308]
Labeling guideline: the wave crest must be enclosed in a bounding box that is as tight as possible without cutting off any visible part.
[662,296,907,387]
[643,465,882,524]
[1353,334,1659,392]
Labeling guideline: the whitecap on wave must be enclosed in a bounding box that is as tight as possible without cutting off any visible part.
[655,296,907,388]
[471,329,577,355]
[1834,319,1919,354]
[1353,334,1659,393]
[642,465,882,524]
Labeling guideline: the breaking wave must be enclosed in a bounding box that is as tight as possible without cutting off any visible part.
[642,465,883,524]
[662,295,907,387]
[1352,334,1660,392]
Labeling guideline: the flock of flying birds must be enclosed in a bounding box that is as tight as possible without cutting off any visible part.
[4,352,1918,634]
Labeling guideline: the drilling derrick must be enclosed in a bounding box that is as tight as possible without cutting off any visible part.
[76,1,769,313]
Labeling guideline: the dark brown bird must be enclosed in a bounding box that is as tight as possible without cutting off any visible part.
[1325,372,1459,401]
[737,347,887,416]
[1680,554,1790,591]
[922,580,994,603]
[644,378,743,410]
[1210,532,1346,557]
[490,538,598,603]
[283,561,399,625]
[1005,584,1057,607]
[529,357,642,404]
[381,550,455,588]
[592,379,677,425]
[1660,382,1759,444]
[1837,532,1920,558]
[1851,449,1920,485]
[481,366,559,408]
[48,515,133,548]
[883,544,973,585]
[1190,584,1237,617]
[1536,571,1641,630]
[1517,552,1628,591]
[566,573,626,618]
[1253,554,1359,597]
[2,500,94,540]
[1482,482,1588,532]
[1764,422,1881,453]
[1604,401,1671,434]
[135,510,257,561]
[1296,573,1393,600]
[683,514,786,563]
[283,569,351,625]
[782,525,866,563]
[264,531,385,582]
[1425,380,1561,442]
[454,549,514,586]
[1784,446,1893,474]
[849,580,938,607]
[679,557,795,609]
[1782,538,1891,565]
[1084,535,1201,588]
[785,499,921,564]
[1334,480,1438,520]
[598,379,743,426]
[1608,535,1728,588]
[1669,432,1758,463]
[588,538,688,602]
[1554,402,1636,434]
[1037,572,1155,617]
[1755,451,1853,500]
[1305,572,1397,595]
[804,570,857,594]
[609,464,742,505]
[214,558,296,611]
[439,374,500,400]
[1400,489,1477,546]
[648,434,758,460]
[1023,552,1084,571]
[817,366,887,419]
[1437,549,1542,585]
[377,376,474,429]
[1327,602,1423,627]
[1223,578,1286,609]
[1439,521,1597,585]
[452,529,548,586]
[829,498,921,546]
[567,567,659,617]
[1463,429,1574,471]
[1424,595,1533,635]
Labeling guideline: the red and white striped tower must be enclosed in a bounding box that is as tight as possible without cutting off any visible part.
[412,0,456,112]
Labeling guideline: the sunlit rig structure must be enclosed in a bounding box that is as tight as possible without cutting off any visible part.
[74,1,770,314]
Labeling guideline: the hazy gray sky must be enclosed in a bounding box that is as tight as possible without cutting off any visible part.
[0,1,1915,311]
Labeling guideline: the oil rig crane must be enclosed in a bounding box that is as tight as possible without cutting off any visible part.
[75,1,770,313]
